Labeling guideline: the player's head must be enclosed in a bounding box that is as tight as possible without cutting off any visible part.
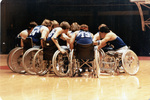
[52,20,59,29]
[70,22,80,32]
[27,21,38,30]
[42,19,52,31]
[80,24,88,31]
[42,19,52,27]
[60,21,70,30]
[98,24,110,33]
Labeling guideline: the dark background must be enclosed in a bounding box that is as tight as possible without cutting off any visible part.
[1,0,150,56]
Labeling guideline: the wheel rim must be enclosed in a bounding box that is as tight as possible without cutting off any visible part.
[33,49,49,75]
[11,48,26,73]
[122,50,139,75]
[52,50,70,77]
[22,48,39,75]
[7,47,20,72]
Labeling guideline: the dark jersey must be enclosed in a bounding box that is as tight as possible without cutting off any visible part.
[29,25,43,45]
[47,27,67,46]
[107,37,126,50]
[75,30,93,44]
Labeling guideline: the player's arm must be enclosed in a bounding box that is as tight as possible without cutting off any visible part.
[93,33,100,45]
[61,33,70,41]
[19,30,28,47]
[98,35,111,49]
[40,26,49,47]
[70,31,78,50]
[90,33,94,39]
[66,31,72,38]
[51,28,63,51]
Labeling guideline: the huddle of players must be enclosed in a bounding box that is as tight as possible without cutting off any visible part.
[18,19,128,53]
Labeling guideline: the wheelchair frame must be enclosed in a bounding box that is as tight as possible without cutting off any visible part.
[69,43,100,78]
[21,37,41,75]
[7,37,33,74]
[98,48,139,75]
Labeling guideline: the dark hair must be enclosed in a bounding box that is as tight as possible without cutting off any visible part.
[70,22,80,32]
[98,24,110,33]
[41,19,52,27]
[60,21,70,29]
[27,21,38,30]
[80,24,88,31]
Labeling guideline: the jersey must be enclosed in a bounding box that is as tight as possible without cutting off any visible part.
[47,27,67,46]
[70,31,74,35]
[107,36,126,50]
[47,28,57,41]
[75,30,93,44]
[29,25,43,45]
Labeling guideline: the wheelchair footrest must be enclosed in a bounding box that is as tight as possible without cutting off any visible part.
[102,61,115,64]
[106,51,119,57]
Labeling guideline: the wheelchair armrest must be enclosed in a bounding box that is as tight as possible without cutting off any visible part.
[106,51,118,56]
[61,46,70,52]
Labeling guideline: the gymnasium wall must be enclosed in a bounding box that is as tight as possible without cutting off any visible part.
[1,0,150,56]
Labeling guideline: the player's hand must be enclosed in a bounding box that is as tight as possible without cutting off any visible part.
[98,45,101,50]
[60,48,66,54]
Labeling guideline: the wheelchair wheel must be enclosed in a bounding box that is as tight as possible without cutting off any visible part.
[94,49,101,78]
[10,47,26,74]
[69,49,78,77]
[52,50,70,77]
[7,47,20,72]
[122,50,139,75]
[22,48,40,75]
[32,49,50,75]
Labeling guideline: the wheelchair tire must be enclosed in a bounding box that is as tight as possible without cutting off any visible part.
[122,50,139,75]
[52,50,70,77]
[10,47,26,74]
[32,49,50,75]
[22,48,40,75]
[69,49,77,77]
[7,47,20,72]
[94,49,101,78]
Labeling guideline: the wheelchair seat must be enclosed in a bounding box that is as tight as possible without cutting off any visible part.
[23,37,33,53]
[15,37,21,47]
[69,43,100,78]
[106,51,121,57]
[43,40,57,60]
[74,43,94,60]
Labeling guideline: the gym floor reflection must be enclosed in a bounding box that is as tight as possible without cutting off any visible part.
[0,60,150,100]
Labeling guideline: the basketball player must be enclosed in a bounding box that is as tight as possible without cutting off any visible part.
[69,22,80,35]
[17,21,38,47]
[51,20,59,29]
[47,21,71,54]
[70,24,93,50]
[29,19,52,47]
[93,24,128,53]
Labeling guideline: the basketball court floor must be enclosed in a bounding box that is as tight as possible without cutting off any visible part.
[0,54,150,100]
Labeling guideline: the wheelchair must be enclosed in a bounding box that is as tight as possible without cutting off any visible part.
[69,43,100,78]
[7,37,33,73]
[32,40,57,76]
[32,39,70,76]
[52,45,70,77]
[98,47,139,75]
[22,38,41,75]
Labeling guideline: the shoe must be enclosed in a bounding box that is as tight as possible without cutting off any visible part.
[81,71,90,77]
[119,66,125,73]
